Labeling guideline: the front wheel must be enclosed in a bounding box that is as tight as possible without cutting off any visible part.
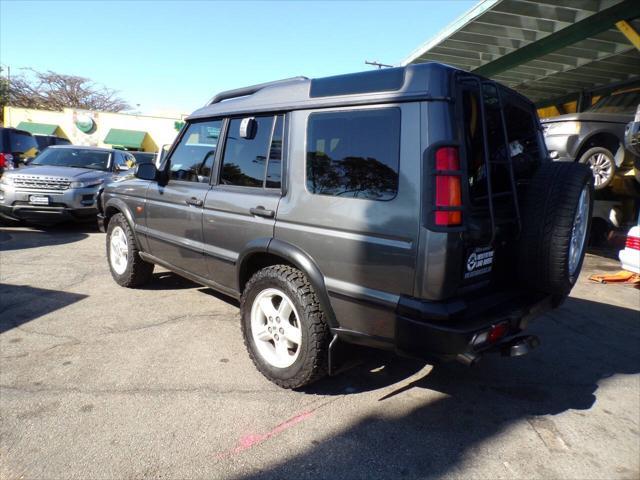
[240,265,330,389]
[106,213,154,288]
[579,147,616,190]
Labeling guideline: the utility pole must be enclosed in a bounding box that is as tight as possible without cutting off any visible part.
[365,60,393,69]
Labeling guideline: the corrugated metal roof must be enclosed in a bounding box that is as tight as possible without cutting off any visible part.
[402,0,640,104]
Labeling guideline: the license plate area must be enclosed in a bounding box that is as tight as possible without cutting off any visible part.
[29,195,50,205]
[464,246,494,279]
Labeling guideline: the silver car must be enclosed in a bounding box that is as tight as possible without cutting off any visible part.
[0,145,135,224]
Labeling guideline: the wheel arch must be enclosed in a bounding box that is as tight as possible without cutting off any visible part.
[103,197,143,249]
[237,238,338,328]
[575,130,624,167]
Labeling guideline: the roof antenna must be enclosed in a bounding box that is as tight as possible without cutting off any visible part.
[365,60,393,69]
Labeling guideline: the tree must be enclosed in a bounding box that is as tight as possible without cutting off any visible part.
[0,67,9,120]
[6,68,130,112]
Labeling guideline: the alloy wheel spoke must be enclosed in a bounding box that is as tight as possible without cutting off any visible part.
[277,299,293,322]
[259,297,278,319]
[254,325,271,342]
[284,324,301,345]
[275,339,290,358]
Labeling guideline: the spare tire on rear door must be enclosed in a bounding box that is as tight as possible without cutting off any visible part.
[518,161,593,296]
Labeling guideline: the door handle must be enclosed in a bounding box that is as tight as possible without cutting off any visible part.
[250,206,275,218]
[185,197,203,207]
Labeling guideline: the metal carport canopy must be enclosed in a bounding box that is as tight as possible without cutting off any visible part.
[401,0,640,107]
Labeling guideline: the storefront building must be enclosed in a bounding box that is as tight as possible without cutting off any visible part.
[3,106,186,152]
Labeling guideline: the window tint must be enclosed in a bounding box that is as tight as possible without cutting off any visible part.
[588,91,640,115]
[9,131,38,154]
[169,120,221,182]
[462,82,516,203]
[266,115,284,189]
[306,108,400,200]
[220,116,274,187]
[114,152,127,169]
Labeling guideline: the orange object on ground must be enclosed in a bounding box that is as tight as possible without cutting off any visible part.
[589,270,640,284]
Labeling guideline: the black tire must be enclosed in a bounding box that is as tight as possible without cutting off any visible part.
[518,162,593,296]
[106,213,154,288]
[240,265,330,389]
[578,146,616,190]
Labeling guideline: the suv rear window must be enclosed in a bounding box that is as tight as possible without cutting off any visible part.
[306,108,400,200]
[9,131,38,154]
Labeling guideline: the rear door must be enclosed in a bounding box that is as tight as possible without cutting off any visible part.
[202,114,284,289]
[144,119,222,278]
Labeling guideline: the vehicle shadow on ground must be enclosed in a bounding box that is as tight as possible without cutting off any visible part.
[0,284,87,334]
[142,271,202,291]
[0,221,97,251]
[237,296,640,480]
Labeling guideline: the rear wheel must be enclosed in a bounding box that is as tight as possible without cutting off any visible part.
[106,213,154,287]
[518,162,593,295]
[240,265,330,389]
[579,147,616,190]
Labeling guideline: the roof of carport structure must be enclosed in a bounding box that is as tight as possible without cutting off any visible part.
[401,0,640,105]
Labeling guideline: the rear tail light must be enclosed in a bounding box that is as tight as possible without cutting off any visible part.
[472,321,510,347]
[626,235,640,250]
[487,322,509,343]
[434,147,462,226]
[0,153,14,170]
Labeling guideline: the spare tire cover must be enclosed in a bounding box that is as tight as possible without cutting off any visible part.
[518,161,594,295]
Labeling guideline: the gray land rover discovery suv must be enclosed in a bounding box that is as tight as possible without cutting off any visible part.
[100,63,593,388]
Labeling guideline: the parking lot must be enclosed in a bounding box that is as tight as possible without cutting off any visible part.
[0,222,638,480]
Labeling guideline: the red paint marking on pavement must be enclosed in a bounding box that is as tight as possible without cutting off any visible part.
[216,410,314,460]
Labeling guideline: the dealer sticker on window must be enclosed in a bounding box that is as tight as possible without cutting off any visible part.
[464,246,494,279]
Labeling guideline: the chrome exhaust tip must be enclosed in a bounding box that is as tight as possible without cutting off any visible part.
[456,352,481,366]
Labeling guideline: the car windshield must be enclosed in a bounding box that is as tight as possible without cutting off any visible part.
[587,91,640,115]
[30,148,111,170]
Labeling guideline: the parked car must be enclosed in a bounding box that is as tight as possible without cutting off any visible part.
[624,104,640,184]
[33,134,72,151]
[131,151,157,165]
[541,90,640,190]
[0,146,135,224]
[99,63,593,388]
[619,214,640,274]
[0,127,39,174]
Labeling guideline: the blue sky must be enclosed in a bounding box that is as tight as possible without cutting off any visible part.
[1,0,475,114]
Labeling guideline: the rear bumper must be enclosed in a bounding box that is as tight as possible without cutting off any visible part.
[394,290,553,362]
[619,248,640,274]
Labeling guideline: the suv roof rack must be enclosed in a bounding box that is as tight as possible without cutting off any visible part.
[207,76,309,105]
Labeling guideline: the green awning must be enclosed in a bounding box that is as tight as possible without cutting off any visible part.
[17,122,59,135]
[103,129,147,149]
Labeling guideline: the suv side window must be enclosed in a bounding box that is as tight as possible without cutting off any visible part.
[113,152,127,170]
[306,108,400,200]
[169,120,222,182]
[220,116,274,187]
[9,131,38,156]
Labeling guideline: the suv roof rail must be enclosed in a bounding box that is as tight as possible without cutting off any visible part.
[207,76,309,105]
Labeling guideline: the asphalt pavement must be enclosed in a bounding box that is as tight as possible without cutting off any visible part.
[1,222,639,480]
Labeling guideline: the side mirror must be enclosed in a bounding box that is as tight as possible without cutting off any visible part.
[240,117,257,139]
[135,163,158,181]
